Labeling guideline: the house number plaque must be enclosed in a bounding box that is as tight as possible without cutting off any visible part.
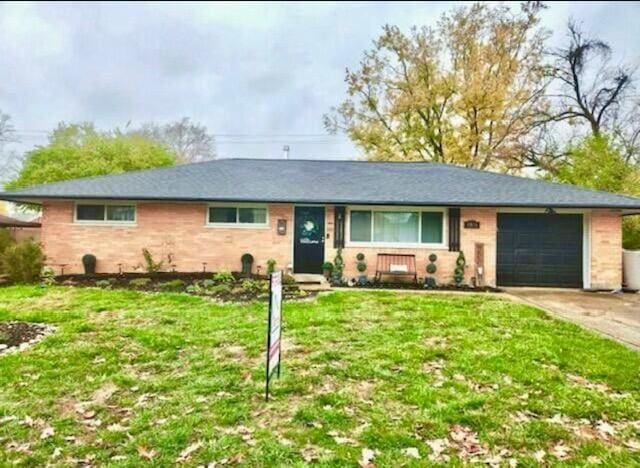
[464,220,480,229]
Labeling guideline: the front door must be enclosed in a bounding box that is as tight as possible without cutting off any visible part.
[294,206,325,274]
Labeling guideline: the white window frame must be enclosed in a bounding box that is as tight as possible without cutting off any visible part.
[206,203,269,229]
[74,202,137,226]
[346,205,448,249]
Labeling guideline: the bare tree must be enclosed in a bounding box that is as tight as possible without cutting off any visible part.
[135,118,216,163]
[0,111,21,185]
[545,21,635,136]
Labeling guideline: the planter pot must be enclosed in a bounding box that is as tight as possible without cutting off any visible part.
[623,250,640,290]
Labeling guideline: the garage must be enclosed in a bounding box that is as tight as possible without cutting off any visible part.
[497,213,583,287]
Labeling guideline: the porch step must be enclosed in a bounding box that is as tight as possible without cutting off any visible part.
[292,274,331,291]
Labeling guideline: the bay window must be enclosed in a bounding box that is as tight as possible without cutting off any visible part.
[348,207,446,247]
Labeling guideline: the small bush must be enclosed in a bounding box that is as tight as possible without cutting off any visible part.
[95,279,113,289]
[356,252,365,261]
[158,279,185,291]
[283,274,296,285]
[1,240,45,283]
[241,278,266,294]
[208,283,232,296]
[40,266,56,287]
[142,248,164,273]
[202,279,216,288]
[0,229,15,273]
[266,259,276,275]
[321,261,333,271]
[129,278,152,288]
[426,263,437,274]
[428,253,438,263]
[213,271,234,283]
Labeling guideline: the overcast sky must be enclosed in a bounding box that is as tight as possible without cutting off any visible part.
[1,1,639,161]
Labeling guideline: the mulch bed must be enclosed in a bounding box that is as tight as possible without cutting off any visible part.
[0,322,55,354]
[338,282,501,293]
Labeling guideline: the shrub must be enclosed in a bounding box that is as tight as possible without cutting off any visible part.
[241,278,266,295]
[321,261,333,271]
[129,277,152,288]
[40,266,56,287]
[213,271,234,283]
[426,263,437,274]
[428,253,438,263]
[356,252,365,261]
[95,279,113,289]
[453,251,466,285]
[283,274,296,285]
[142,248,164,273]
[332,248,344,284]
[357,261,367,273]
[157,279,185,291]
[266,259,276,275]
[1,240,45,283]
[82,254,97,275]
[202,279,216,288]
[209,283,232,296]
[0,229,15,272]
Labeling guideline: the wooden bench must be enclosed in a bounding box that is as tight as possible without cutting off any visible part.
[374,254,418,283]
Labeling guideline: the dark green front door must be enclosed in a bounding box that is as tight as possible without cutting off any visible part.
[294,206,325,274]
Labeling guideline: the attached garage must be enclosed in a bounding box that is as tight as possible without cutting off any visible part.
[497,213,584,287]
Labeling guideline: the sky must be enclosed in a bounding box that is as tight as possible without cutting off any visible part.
[1,1,639,162]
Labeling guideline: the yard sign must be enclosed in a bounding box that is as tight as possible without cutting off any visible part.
[265,270,283,401]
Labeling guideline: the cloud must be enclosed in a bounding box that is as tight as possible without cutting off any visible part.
[0,1,638,160]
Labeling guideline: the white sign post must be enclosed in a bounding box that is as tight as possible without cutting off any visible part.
[265,270,283,401]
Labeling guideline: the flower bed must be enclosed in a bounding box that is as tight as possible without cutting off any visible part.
[51,272,312,302]
[0,322,56,355]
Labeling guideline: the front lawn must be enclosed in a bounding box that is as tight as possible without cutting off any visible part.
[0,287,639,466]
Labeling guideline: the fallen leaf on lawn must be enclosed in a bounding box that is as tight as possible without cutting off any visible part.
[92,382,118,405]
[51,447,62,458]
[82,410,96,420]
[359,448,375,467]
[426,438,448,456]
[550,442,571,460]
[137,446,157,460]
[587,455,602,464]
[595,420,615,438]
[176,441,203,463]
[532,450,545,462]
[0,415,17,424]
[402,447,420,459]
[624,439,640,451]
[300,445,321,462]
[111,455,127,461]
[40,426,55,440]
[107,423,129,432]
[23,416,34,427]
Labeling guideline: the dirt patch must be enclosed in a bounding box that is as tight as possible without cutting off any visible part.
[0,322,55,354]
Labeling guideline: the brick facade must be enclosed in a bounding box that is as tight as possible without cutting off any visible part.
[41,201,623,289]
[589,210,623,289]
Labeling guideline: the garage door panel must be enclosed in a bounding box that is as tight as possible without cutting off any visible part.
[497,213,583,287]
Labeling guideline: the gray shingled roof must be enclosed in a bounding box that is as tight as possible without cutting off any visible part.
[2,158,640,209]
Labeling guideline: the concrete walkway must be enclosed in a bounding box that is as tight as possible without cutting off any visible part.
[505,288,640,351]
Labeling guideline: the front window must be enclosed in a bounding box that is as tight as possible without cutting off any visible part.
[349,208,445,246]
[208,205,268,226]
[75,203,135,223]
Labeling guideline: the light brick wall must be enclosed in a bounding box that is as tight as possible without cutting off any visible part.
[590,210,623,289]
[41,201,294,274]
[40,202,622,289]
[324,207,497,286]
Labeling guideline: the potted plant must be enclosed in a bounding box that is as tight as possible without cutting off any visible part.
[356,252,367,285]
[321,261,334,280]
[453,251,466,286]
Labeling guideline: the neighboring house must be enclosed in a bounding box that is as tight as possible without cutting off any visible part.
[0,214,42,242]
[1,158,639,289]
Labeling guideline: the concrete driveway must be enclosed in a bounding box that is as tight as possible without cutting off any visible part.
[506,288,640,351]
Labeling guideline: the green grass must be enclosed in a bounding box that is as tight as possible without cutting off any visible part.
[0,286,639,466]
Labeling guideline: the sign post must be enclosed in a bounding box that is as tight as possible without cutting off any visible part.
[265,270,283,401]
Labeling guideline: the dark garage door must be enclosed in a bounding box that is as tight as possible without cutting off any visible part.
[497,213,583,287]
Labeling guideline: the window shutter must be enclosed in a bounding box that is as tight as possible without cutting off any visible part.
[334,206,345,248]
[448,207,460,252]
